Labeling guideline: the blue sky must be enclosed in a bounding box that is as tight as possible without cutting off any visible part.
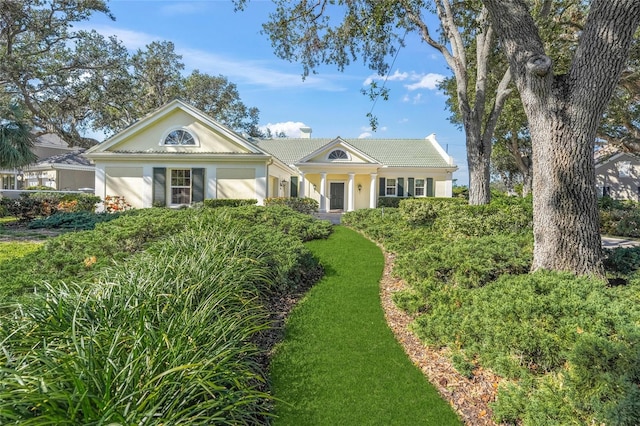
[83,0,468,184]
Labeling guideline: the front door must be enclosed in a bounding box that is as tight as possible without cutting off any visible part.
[329,182,345,210]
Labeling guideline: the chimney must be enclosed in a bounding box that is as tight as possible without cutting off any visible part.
[300,126,312,139]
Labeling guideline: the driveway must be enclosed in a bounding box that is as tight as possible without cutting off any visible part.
[602,236,640,249]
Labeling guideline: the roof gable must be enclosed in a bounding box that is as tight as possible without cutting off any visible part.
[297,137,381,165]
[86,100,267,156]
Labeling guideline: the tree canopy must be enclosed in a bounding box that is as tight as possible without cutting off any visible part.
[0,0,263,146]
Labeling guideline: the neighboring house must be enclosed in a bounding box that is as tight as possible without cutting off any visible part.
[85,100,458,211]
[0,133,94,191]
[595,151,640,201]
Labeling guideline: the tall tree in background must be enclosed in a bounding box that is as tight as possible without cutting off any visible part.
[483,0,640,275]
[0,1,264,144]
[0,0,125,147]
[234,0,512,204]
[599,33,640,152]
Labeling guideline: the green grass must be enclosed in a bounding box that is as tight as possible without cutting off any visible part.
[0,241,42,261]
[270,226,461,425]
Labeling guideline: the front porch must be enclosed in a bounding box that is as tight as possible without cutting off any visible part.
[298,171,378,213]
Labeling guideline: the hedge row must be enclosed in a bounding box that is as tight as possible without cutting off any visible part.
[343,196,640,426]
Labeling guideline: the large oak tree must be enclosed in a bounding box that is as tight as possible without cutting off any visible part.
[483,0,640,275]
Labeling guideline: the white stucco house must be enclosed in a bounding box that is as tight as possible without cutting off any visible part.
[85,100,458,211]
[595,151,640,201]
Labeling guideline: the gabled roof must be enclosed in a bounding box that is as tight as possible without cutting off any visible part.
[86,99,268,156]
[256,134,456,169]
[296,137,381,165]
[27,150,93,171]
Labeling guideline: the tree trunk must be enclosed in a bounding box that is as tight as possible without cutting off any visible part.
[483,0,640,276]
[528,105,603,273]
[466,126,491,205]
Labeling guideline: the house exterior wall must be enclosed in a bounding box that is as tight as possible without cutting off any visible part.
[110,109,247,153]
[57,170,95,191]
[595,153,640,201]
[95,160,269,209]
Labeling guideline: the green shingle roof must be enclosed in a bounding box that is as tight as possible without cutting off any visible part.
[255,137,454,168]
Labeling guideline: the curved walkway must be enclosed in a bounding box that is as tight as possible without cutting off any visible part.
[270,227,460,425]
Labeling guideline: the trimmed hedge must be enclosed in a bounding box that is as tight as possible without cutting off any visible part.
[344,198,640,425]
[203,198,257,208]
[264,197,319,214]
[0,192,100,221]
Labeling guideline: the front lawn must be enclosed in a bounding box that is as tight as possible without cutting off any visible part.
[270,226,461,425]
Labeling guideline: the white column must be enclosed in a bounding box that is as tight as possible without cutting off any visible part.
[320,172,327,212]
[299,172,306,198]
[206,166,217,199]
[370,173,377,208]
[256,164,267,205]
[95,164,106,201]
[347,172,355,211]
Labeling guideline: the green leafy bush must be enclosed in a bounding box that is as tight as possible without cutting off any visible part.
[399,197,467,225]
[345,199,640,425]
[0,225,276,423]
[377,197,403,207]
[203,198,257,208]
[393,233,532,289]
[28,211,120,231]
[0,192,100,221]
[264,196,319,214]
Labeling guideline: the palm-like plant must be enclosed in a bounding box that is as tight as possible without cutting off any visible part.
[0,104,37,169]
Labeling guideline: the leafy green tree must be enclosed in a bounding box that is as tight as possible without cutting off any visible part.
[0,0,125,147]
[483,0,640,275]
[599,32,640,151]
[0,104,37,168]
[182,70,263,137]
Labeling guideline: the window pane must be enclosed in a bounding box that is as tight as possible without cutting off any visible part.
[171,188,191,204]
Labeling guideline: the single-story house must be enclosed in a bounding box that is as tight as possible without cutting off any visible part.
[0,133,94,191]
[85,99,457,211]
[595,151,640,201]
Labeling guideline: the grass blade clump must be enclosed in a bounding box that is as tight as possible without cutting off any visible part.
[0,220,286,424]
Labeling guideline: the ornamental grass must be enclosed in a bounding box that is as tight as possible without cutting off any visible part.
[0,214,319,424]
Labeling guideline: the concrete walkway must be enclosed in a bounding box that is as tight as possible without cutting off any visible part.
[602,236,640,249]
[313,212,343,225]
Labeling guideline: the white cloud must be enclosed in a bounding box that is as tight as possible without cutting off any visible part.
[358,132,372,139]
[79,24,346,90]
[86,24,157,50]
[363,69,409,85]
[260,121,309,138]
[405,73,445,90]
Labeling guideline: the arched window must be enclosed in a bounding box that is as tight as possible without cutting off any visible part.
[328,149,348,160]
[164,129,196,145]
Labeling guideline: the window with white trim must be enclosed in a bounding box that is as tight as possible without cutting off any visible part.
[170,169,191,205]
[414,179,425,196]
[164,129,195,145]
[386,178,397,196]
[619,161,632,177]
[328,149,349,160]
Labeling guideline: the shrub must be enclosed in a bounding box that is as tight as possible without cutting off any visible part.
[264,197,319,214]
[393,233,532,289]
[377,197,403,208]
[203,198,257,208]
[0,225,278,423]
[399,197,467,225]
[103,195,133,213]
[28,212,120,231]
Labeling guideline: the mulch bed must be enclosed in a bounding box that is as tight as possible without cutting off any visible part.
[380,251,502,425]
